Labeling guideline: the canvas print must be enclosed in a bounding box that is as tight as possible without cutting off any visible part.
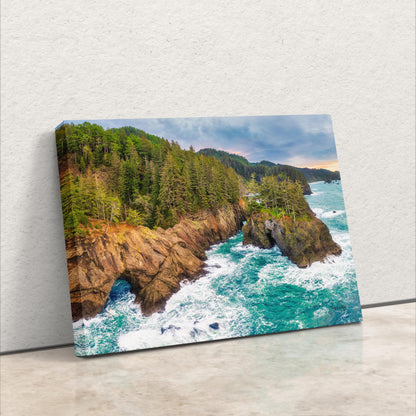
[55,115,362,356]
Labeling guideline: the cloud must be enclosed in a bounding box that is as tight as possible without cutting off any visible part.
[66,115,338,168]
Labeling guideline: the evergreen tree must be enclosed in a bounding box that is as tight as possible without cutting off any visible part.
[56,122,245,233]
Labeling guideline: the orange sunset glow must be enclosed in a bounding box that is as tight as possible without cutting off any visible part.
[303,160,339,172]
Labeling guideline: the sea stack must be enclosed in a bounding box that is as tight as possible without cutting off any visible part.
[242,211,341,268]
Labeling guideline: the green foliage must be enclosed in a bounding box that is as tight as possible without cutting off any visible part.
[297,167,340,182]
[56,123,241,234]
[126,208,145,226]
[258,176,310,221]
[56,122,316,236]
[246,199,262,216]
[247,173,259,195]
[198,148,311,194]
[63,210,87,238]
[198,148,252,166]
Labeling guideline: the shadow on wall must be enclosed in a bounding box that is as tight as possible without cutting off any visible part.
[1,129,73,352]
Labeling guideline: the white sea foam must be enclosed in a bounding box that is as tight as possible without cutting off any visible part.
[75,181,360,356]
[257,239,355,293]
[82,315,103,328]
[280,263,349,291]
[204,254,239,278]
[311,208,345,219]
[312,208,325,217]
[116,263,252,352]
[331,231,351,248]
[314,307,329,318]
[321,210,345,219]
[231,241,280,255]
[73,319,85,329]
[118,209,354,352]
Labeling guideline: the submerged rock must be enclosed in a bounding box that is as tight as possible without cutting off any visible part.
[161,325,181,334]
[66,204,245,321]
[189,328,204,338]
[242,212,341,268]
[209,323,219,330]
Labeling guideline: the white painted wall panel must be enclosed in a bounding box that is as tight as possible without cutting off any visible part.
[1,0,414,352]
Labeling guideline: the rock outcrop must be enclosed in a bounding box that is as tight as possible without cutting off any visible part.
[303,183,312,195]
[242,212,341,268]
[66,204,245,321]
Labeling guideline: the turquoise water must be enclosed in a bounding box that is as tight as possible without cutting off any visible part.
[73,181,362,356]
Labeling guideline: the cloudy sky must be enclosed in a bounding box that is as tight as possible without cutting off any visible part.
[66,115,339,171]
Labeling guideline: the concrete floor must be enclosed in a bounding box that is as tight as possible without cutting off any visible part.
[1,302,415,416]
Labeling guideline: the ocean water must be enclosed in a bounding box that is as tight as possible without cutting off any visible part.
[73,181,362,356]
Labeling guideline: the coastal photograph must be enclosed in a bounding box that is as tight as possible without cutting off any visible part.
[55,115,362,356]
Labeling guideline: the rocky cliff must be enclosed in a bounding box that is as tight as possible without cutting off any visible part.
[303,183,312,195]
[66,204,245,321]
[242,212,341,268]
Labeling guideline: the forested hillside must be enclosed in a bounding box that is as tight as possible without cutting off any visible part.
[198,148,341,185]
[198,148,311,194]
[296,167,340,183]
[245,175,311,221]
[56,123,240,237]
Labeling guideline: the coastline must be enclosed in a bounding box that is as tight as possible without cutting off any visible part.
[67,203,245,322]
[74,181,361,356]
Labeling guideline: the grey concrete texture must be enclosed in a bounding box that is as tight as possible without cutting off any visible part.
[1,303,415,416]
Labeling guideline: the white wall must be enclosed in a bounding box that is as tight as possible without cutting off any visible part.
[1,0,414,353]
